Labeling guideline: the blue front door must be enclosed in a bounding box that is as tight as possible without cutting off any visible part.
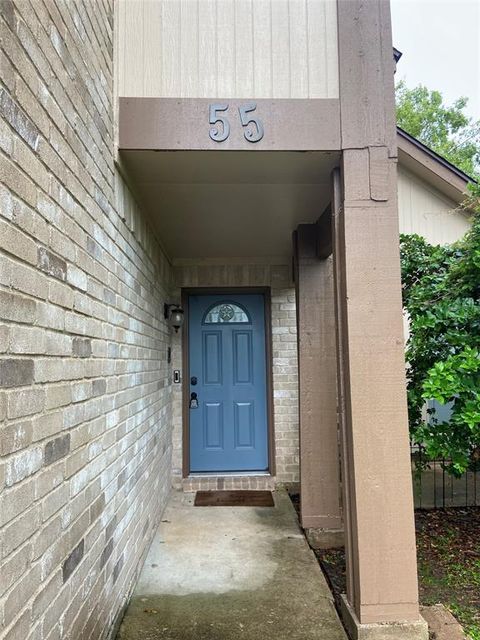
[189,293,269,473]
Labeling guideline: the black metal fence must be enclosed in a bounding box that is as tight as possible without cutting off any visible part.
[411,445,480,509]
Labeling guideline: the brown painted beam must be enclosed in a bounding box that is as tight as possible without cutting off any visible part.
[119,97,341,151]
[337,0,397,156]
[294,225,342,534]
[334,154,424,631]
[317,205,333,259]
[336,1,427,637]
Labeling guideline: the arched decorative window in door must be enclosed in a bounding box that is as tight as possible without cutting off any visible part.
[203,302,251,324]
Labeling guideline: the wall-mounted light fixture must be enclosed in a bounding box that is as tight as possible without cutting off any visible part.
[164,303,184,333]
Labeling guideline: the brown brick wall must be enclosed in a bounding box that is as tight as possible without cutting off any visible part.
[0,2,173,638]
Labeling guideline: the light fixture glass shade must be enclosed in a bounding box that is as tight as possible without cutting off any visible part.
[169,307,184,332]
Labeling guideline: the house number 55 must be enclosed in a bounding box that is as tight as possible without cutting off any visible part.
[209,103,264,143]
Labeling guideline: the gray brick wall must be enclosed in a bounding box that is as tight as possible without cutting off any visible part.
[0,2,173,639]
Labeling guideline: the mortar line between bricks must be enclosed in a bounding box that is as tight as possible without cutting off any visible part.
[1,418,166,558]
[0,219,171,332]
[0,38,114,195]
[2,84,167,276]
[2,418,165,528]
[0,155,165,305]
[41,1,112,117]
[0,255,172,339]
[48,0,114,104]
[66,2,114,90]
[1,377,167,437]
[2,6,115,181]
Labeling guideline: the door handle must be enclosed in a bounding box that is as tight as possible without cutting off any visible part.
[190,392,199,409]
[191,376,198,386]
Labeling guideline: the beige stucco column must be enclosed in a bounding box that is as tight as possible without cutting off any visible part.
[332,157,427,639]
[294,224,343,545]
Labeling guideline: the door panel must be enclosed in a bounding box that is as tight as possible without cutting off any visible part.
[204,402,224,449]
[189,293,268,472]
[234,401,255,449]
[203,331,222,385]
[233,331,253,384]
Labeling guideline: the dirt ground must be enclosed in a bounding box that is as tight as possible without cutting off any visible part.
[308,505,480,640]
[415,508,480,639]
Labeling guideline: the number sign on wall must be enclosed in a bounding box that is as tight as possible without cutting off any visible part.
[209,103,264,143]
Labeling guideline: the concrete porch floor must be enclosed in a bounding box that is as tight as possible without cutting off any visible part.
[116,490,347,640]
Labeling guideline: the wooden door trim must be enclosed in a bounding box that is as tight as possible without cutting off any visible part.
[181,287,275,478]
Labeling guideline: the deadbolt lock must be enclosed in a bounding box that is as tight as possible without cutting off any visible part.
[190,392,199,409]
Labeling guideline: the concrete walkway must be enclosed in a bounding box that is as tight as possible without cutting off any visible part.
[117,490,347,640]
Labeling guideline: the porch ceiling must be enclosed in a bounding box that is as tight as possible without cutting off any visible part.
[120,151,339,262]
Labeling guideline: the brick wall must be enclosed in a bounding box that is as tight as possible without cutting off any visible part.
[271,287,299,484]
[171,264,300,488]
[0,2,173,639]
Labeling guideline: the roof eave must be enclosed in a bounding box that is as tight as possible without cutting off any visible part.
[396,128,472,204]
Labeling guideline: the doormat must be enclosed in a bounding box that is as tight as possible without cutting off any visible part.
[194,490,275,507]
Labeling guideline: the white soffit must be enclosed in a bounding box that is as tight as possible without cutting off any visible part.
[121,151,339,261]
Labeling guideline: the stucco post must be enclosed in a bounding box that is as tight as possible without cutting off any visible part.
[294,225,343,545]
[332,158,427,638]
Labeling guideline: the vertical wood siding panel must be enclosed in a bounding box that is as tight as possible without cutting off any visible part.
[216,0,236,97]
[123,0,144,95]
[117,0,127,96]
[144,1,163,96]
[180,0,199,97]
[198,0,217,97]
[397,170,411,234]
[289,0,308,98]
[234,0,254,97]
[252,0,272,98]
[118,0,338,99]
[306,0,327,98]
[405,170,414,235]
[324,0,338,97]
[397,167,470,244]
[162,0,181,97]
[271,0,290,98]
